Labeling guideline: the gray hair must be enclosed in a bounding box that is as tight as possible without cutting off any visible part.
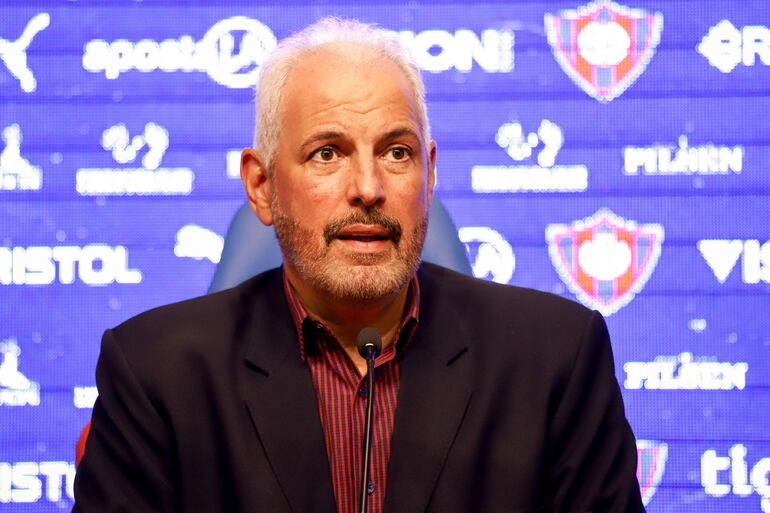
[253,17,431,172]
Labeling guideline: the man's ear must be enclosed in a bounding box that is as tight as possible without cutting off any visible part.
[241,148,273,226]
[426,140,437,207]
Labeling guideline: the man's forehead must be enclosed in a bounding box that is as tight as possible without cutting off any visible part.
[280,47,419,121]
[290,45,394,79]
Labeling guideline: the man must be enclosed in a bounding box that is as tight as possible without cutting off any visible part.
[73,17,645,513]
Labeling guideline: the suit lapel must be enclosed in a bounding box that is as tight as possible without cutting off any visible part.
[384,265,474,513]
[241,271,337,513]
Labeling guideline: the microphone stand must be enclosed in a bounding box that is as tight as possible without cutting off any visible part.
[359,349,376,513]
[356,327,381,513]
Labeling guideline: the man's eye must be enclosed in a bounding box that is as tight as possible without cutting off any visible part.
[386,146,411,161]
[311,147,337,162]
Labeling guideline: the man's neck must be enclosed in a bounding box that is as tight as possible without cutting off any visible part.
[284,266,411,375]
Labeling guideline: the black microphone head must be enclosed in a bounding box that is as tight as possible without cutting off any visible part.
[356,327,382,358]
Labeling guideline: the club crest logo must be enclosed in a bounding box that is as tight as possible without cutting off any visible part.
[546,209,663,315]
[545,1,663,102]
[636,440,668,506]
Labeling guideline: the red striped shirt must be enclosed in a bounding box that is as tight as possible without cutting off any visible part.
[283,272,420,513]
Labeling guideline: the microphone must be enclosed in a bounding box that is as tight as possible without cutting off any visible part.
[357,326,382,360]
[356,327,381,513]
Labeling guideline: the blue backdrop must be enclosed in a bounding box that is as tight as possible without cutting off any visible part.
[1,1,768,511]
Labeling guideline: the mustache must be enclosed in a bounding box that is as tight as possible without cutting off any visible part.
[323,209,403,245]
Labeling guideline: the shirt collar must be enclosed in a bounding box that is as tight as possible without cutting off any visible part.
[282,268,421,361]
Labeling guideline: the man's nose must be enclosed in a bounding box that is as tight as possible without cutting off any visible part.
[347,155,384,208]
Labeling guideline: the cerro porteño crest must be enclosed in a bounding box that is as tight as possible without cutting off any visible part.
[636,440,668,506]
[546,209,664,315]
[545,1,663,102]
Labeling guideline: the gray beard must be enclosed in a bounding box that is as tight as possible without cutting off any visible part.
[270,199,427,303]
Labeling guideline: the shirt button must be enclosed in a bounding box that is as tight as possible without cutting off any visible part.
[367,481,375,494]
[358,384,369,398]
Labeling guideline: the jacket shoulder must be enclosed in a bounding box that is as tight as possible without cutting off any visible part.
[419,262,593,323]
[107,268,282,366]
[418,263,602,373]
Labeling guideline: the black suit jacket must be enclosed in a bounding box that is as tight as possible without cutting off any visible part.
[73,264,644,513]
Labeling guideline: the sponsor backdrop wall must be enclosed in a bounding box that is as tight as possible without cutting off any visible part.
[1,0,768,511]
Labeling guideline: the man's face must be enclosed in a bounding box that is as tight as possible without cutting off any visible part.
[249,49,435,302]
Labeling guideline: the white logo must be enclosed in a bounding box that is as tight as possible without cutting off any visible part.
[579,232,632,281]
[698,20,770,73]
[577,20,630,66]
[226,149,241,179]
[0,461,75,503]
[0,13,49,93]
[102,122,167,169]
[624,352,748,391]
[174,225,224,264]
[0,245,142,286]
[698,239,770,284]
[0,339,40,407]
[397,28,514,73]
[471,120,588,193]
[82,19,513,88]
[82,16,277,88]
[76,123,194,196]
[73,386,97,409]
[458,227,515,284]
[702,445,770,512]
[624,135,743,176]
[0,124,42,191]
